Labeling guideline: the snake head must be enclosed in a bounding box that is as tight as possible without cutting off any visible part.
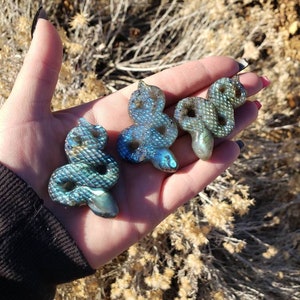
[191,128,214,160]
[85,188,119,218]
[151,148,178,173]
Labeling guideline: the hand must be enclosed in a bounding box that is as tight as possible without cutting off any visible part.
[0,19,266,268]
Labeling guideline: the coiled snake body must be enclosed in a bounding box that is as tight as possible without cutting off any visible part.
[117,80,178,172]
[48,118,119,218]
[174,77,246,160]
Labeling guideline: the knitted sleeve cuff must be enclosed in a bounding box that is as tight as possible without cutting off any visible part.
[0,164,95,298]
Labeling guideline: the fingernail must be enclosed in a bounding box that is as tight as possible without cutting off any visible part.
[253,100,262,110]
[31,7,48,38]
[236,58,249,72]
[236,140,245,150]
[260,75,271,88]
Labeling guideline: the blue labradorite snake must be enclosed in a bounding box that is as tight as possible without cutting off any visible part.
[174,77,247,160]
[48,118,119,218]
[117,80,179,172]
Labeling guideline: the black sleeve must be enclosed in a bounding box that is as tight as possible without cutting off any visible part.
[0,164,95,300]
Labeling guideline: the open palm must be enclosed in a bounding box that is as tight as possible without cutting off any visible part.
[0,20,266,269]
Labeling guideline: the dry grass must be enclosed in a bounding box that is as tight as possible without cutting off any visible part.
[0,0,299,299]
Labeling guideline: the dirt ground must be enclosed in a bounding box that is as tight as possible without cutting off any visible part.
[0,0,299,299]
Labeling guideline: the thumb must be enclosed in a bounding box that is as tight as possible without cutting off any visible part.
[6,11,62,121]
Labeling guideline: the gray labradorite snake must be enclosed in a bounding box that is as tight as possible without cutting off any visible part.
[48,118,119,218]
[174,76,247,160]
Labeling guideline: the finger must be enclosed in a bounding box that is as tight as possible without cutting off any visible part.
[239,72,267,97]
[91,57,256,130]
[164,71,265,119]
[7,19,62,121]
[193,72,266,99]
[226,100,259,138]
[119,56,242,102]
[162,140,241,213]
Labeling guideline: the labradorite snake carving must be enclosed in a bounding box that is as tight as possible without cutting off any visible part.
[117,80,179,172]
[174,77,246,160]
[48,118,119,218]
